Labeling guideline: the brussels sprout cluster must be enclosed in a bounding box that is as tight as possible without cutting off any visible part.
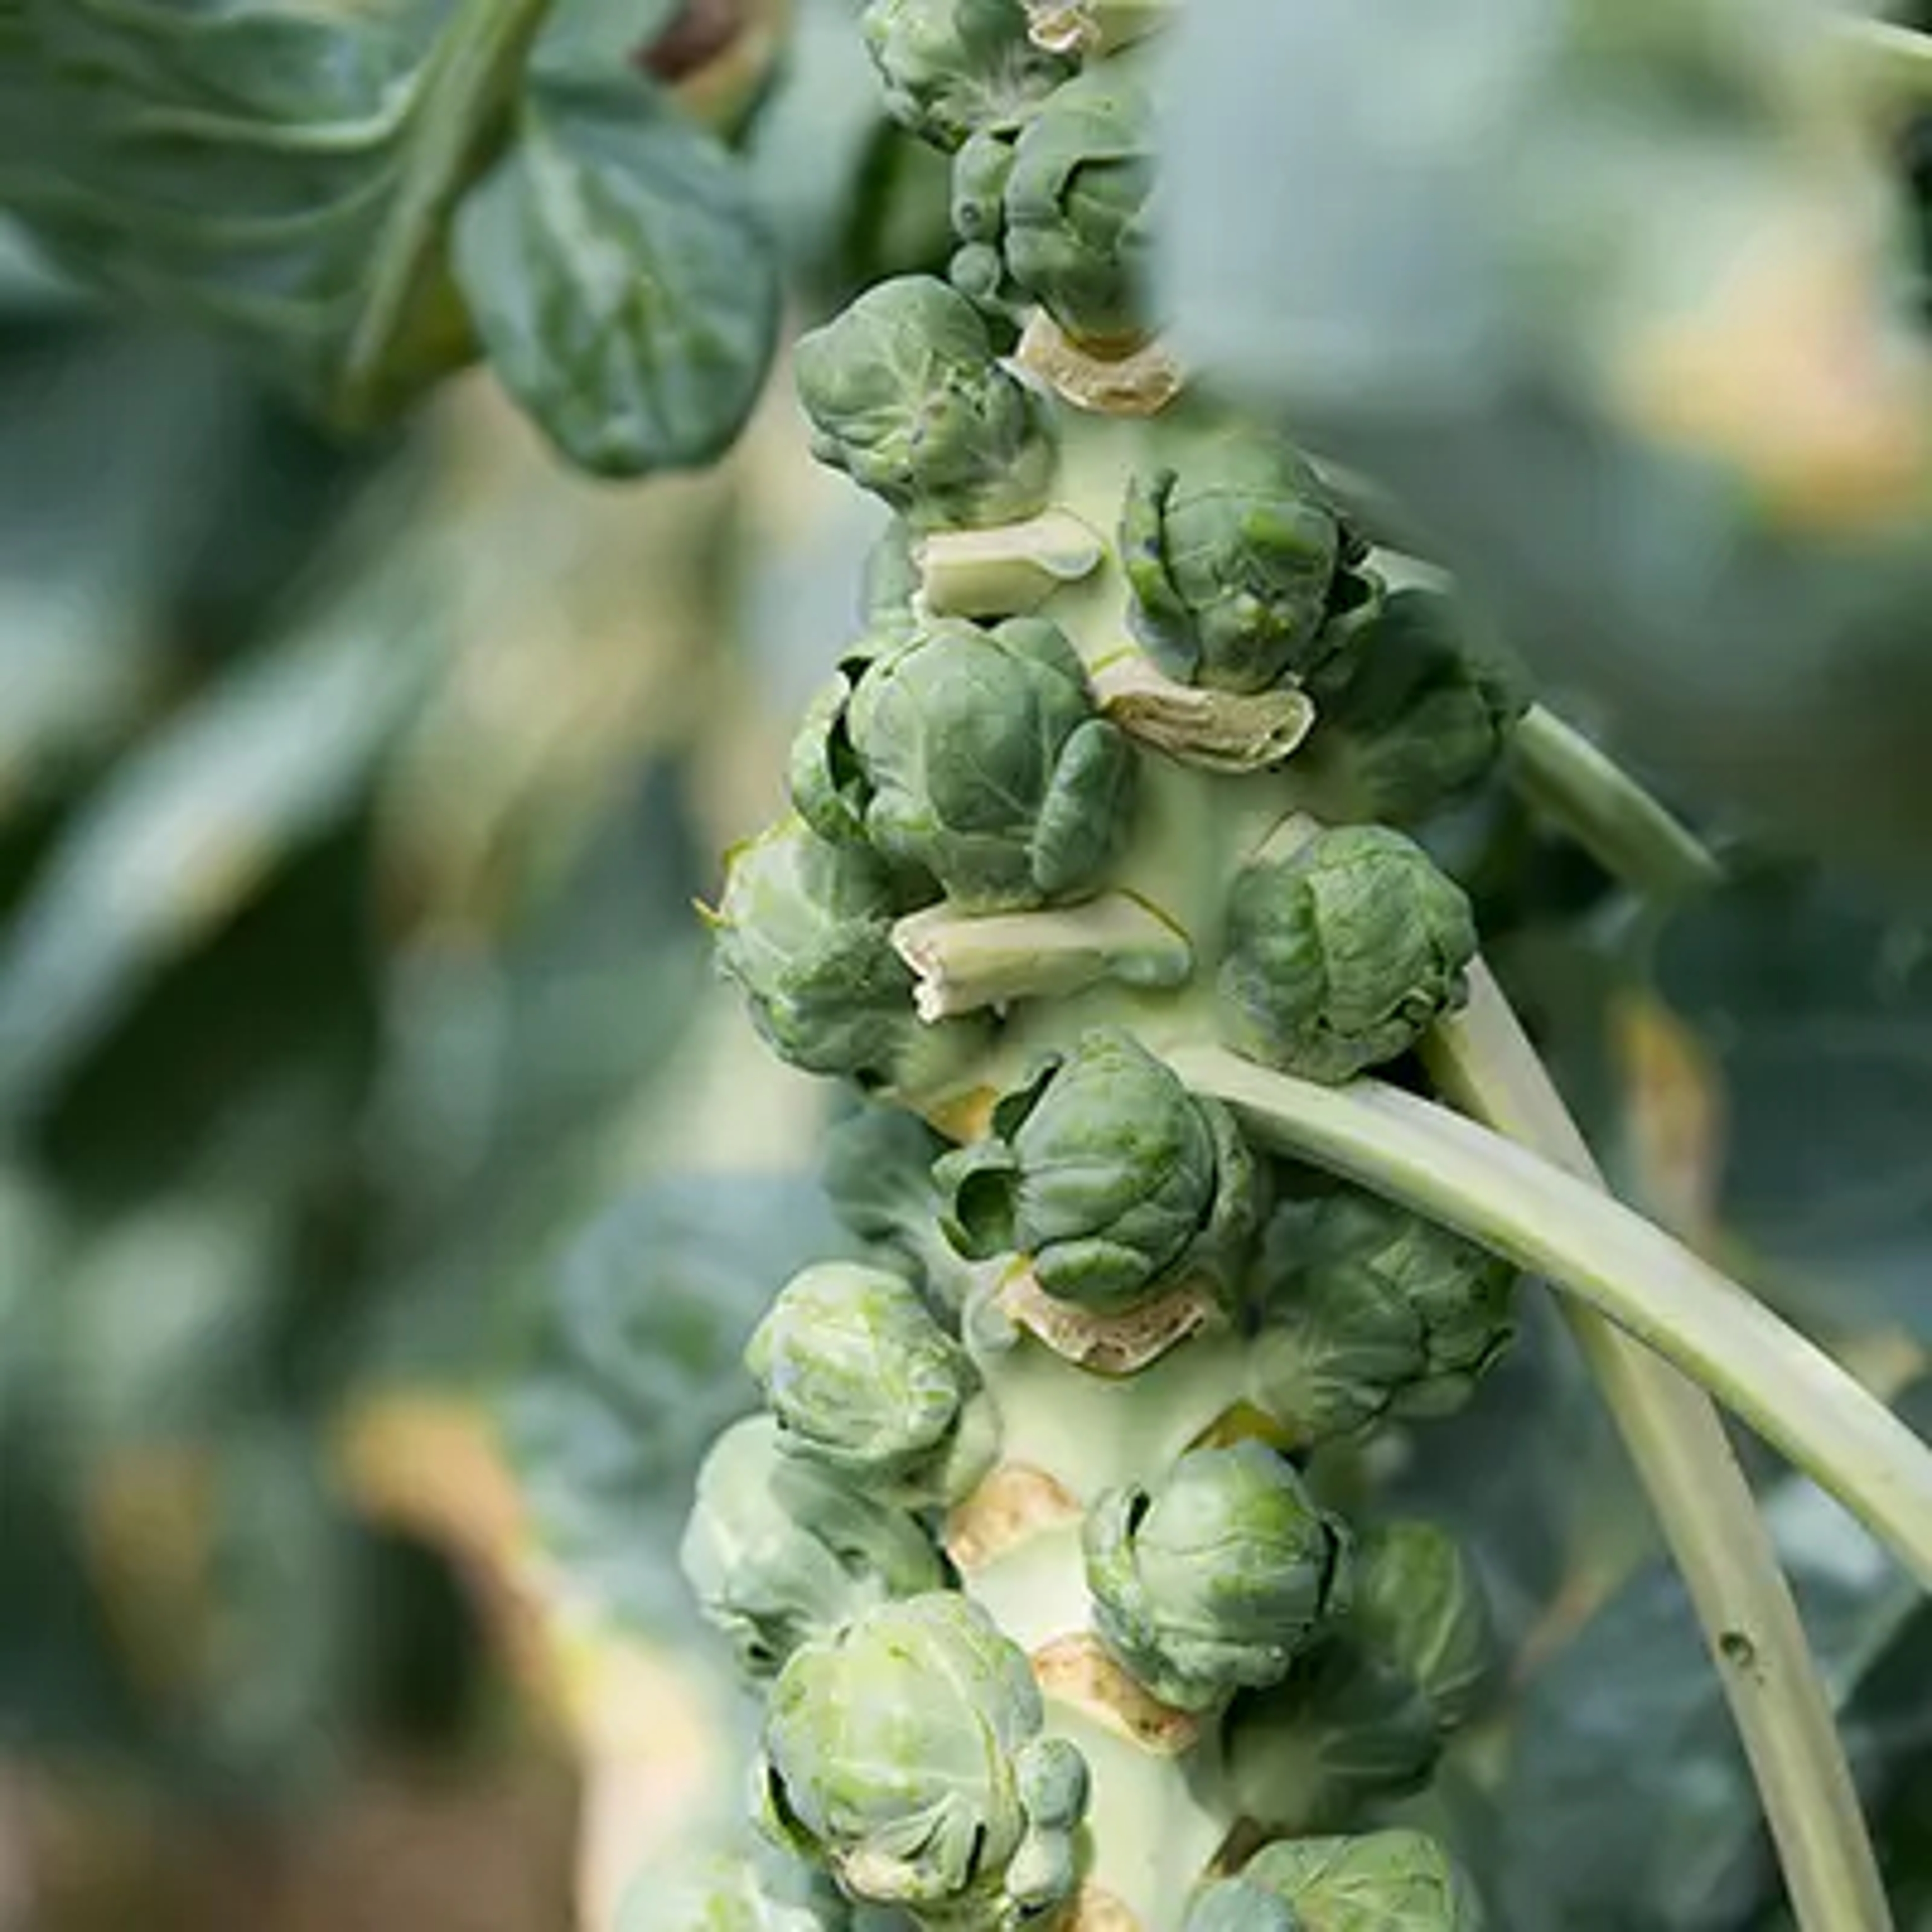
[665,6,1562,1926]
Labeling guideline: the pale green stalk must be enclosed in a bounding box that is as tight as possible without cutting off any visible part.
[1425,963,1890,1932]
[1506,705,1723,901]
[1165,1040,1932,1592]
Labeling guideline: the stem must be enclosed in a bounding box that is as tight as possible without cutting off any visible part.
[1164,1040,1932,1594]
[1507,704,1722,900]
[1425,964,1891,1932]
[892,893,1193,1021]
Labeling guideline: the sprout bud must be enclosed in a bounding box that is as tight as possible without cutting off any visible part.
[861,0,1077,152]
[1084,1440,1350,1710]
[1231,1831,1487,1931]
[1216,824,1477,1084]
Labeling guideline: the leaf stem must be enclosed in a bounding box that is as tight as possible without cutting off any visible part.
[1507,704,1722,901]
[1163,1041,1932,1596]
[1424,963,1891,1932]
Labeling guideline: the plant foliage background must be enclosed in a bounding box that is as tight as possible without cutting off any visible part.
[7,1,1932,1927]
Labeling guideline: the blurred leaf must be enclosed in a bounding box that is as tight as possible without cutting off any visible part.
[506,1173,858,1634]
[1655,864,1932,1336]
[0,0,552,426]
[0,509,442,1128]
[1496,1379,1932,1931]
[452,62,780,476]
[1153,0,1932,886]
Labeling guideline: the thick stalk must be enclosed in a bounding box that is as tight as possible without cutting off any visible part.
[1425,964,1890,1932]
[1506,705,1722,901]
[1164,1040,1932,1592]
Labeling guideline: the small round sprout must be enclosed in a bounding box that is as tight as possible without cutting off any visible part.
[746,1260,994,1502]
[936,1027,1259,1313]
[1084,1440,1350,1710]
[804,614,1137,913]
[861,0,1076,151]
[1121,426,1381,695]
[710,815,929,1084]
[1349,1520,1495,1734]
[1301,588,1531,825]
[1220,1635,1442,1835]
[1249,1183,1518,1444]
[1182,1878,1300,1932]
[999,64,1156,346]
[616,1845,855,1931]
[680,1418,948,1683]
[1216,824,1477,1084]
[793,277,1056,529]
[1236,1831,1487,1931]
[760,1593,1089,1925]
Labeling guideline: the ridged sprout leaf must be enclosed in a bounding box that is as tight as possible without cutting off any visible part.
[936,1027,1259,1312]
[616,1845,857,1931]
[760,1593,1089,1925]
[1349,1520,1496,1735]
[1084,1440,1351,1710]
[861,0,1078,151]
[1238,1831,1487,1931]
[680,1417,947,1683]
[793,276,1057,528]
[1217,824,1477,1083]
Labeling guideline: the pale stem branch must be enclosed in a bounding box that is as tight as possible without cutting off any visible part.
[1507,704,1723,901]
[1424,963,1891,1932]
[1164,1041,1932,1594]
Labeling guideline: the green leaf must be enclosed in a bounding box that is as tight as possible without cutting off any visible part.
[505,1174,861,1633]
[0,0,566,427]
[452,66,780,476]
[1655,864,1932,1337]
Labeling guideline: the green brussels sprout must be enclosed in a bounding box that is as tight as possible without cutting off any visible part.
[711,815,932,1085]
[616,1845,854,1931]
[761,1593,1089,1925]
[995,65,1156,346]
[1220,1634,1442,1835]
[1084,1440,1350,1710]
[936,1027,1259,1313]
[1236,1832,1487,1931]
[1182,1877,1300,1932]
[1348,1521,1494,1734]
[822,1102,983,1310]
[1249,1183,1518,1444]
[680,1418,948,1682]
[1121,427,1382,695]
[746,1261,994,1502]
[1300,589,1531,825]
[1216,824,1477,1084]
[794,277,1056,529]
[795,614,1136,912]
[861,0,1077,151]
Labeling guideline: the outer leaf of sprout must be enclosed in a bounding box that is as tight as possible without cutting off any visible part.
[861,0,1077,151]
[1217,825,1477,1084]
[1084,1440,1351,1710]
[1348,1520,1495,1734]
[679,1418,947,1682]
[1238,1830,1487,1930]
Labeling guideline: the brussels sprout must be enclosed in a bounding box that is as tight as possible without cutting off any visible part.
[1301,589,1531,825]
[1216,824,1477,1084]
[1084,1440,1350,1710]
[1220,1634,1442,1835]
[680,1418,948,1682]
[936,1028,1259,1313]
[794,277,1056,529]
[616,1845,854,1931]
[711,815,932,1085]
[1249,1183,1518,1444]
[822,1103,983,1310]
[1236,1831,1487,1931]
[1182,1877,1300,1932]
[1348,1521,1494,1734]
[761,1593,1089,1925]
[997,65,1156,346]
[1121,427,1381,695]
[798,614,1136,913]
[861,0,1077,151]
[747,1261,994,1502]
